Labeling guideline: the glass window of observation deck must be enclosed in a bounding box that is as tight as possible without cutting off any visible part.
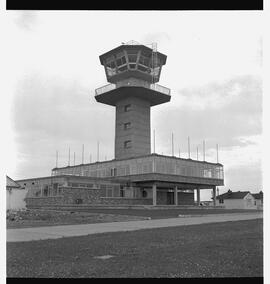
[116,52,128,73]
[127,50,138,62]
[105,57,117,77]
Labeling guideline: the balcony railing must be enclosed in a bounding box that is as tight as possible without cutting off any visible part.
[95,83,171,96]
[150,84,171,95]
[95,83,116,96]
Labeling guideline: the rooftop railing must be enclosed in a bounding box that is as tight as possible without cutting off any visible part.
[95,83,171,96]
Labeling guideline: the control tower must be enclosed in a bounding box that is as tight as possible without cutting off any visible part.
[95,41,171,160]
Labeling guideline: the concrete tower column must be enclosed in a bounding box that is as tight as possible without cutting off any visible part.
[152,184,157,206]
[196,188,201,205]
[174,185,178,205]
[213,186,216,207]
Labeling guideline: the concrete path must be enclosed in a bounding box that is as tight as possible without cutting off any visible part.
[6,212,263,243]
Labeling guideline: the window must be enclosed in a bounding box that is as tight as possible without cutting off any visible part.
[124,122,131,130]
[113,186,120,197]
[105,56,117,77]
[219,199,224,204]
[138,65,148,72]
[118,65,128,72]
[116,56,126,66]
[124,104,131,112]
[127,50,138,62]
[120,189,125,197]
[107,189,113,197]
[129,63,136,69]
[124,140,132,149]
[142,190,147,198]
[139,54,150,66]
[43,185,49,197]
[111,168,117,176]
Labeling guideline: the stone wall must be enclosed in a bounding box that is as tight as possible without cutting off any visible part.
[100,197,152,205]
[26,197,64,208]
[25,187,152,208]
[62,187,101,204]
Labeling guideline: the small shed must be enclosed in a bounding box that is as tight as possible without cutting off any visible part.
[6,175,27,210]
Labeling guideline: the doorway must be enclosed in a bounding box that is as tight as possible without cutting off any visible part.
[167,191,174,205]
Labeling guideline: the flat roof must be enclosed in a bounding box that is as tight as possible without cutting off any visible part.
[15,175,124,183]
[52,153,223,171]
[99,44,167,66]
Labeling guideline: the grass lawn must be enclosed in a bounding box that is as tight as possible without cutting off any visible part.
[6,219,263,278]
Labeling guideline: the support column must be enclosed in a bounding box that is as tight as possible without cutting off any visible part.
[174,185,178,205]
[196,188,201,206]
[152,184,157,206]
[213,186,216,207]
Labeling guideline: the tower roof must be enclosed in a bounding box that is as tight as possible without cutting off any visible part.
[99,44,167,66]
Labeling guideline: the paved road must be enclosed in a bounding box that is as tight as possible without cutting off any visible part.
[6,212,263,243]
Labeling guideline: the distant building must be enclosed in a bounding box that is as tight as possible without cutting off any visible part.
[252,191,263,210]
[6,176,27,210]
[215,190,262,210]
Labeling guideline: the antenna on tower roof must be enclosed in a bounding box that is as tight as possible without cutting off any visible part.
[188,136,191,159]
[56,150,58,168]
[97,141,100,162]
[125,40,141,45]
[68,147,70,166]
[151,42,158,84]
[171,132,174,156]
[203,140,206,162]
[82,144,84,164]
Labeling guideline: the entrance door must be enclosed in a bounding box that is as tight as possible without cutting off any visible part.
[167,192,174,205]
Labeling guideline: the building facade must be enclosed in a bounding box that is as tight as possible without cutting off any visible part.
[15,42,224,209]
[6,176,27,210]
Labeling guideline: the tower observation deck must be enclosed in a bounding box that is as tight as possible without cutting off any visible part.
[95,43,171,160]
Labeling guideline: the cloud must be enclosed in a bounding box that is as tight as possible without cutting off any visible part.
[152,75,262,150]
[141,32,171,46]
[11,74,115,177]
[14,11,38,31]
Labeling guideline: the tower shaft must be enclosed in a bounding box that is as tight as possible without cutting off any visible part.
[115,96,151,159]
[95,42,170,160]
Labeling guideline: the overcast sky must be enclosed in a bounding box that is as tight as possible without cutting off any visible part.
[2,11,263,200]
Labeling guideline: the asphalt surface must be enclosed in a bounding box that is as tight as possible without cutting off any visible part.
[6,211,263,242]
[68,208,262,219]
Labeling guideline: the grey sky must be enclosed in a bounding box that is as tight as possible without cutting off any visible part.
[3,11,263,200]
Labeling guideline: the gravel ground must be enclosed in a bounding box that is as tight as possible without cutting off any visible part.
[6,219,263,278]
[6,209,149,229]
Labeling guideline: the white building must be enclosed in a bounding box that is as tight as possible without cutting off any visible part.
[6,176,27,210]
[215,190,262,210]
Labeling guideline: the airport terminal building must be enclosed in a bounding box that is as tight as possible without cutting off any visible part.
[16,42,224,209]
